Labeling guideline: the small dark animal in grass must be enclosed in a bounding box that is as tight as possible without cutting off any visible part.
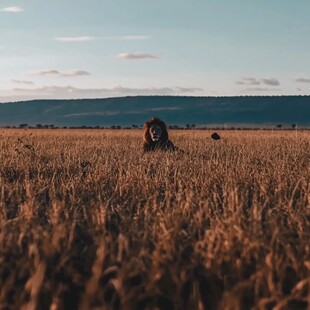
[143,117,177,152]
[211,132,221,140]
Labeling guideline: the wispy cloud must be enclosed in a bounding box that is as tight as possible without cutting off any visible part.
[64,111,119,117]
[243,87,282,92]
[235,77,260,85]
[236,77,280,86]
[0,6,24,12]
[176,87,204,93]
[54,35,149,42]
[295,77,310,83]
[261,78,280,86]
[11,79,34,85]
[55,36,94,42]
[0,85,203,102]
[29,70,91,77]
[117,53,159,60]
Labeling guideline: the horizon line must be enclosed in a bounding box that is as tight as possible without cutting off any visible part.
[1,94,310,104]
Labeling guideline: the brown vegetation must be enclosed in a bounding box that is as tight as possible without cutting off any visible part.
[0,129,309,309]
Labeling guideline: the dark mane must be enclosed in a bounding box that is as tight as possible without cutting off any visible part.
[143,117,176,152]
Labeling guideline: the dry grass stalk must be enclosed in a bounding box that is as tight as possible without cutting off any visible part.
[0,129,309,309]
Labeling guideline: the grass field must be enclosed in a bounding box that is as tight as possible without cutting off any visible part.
[0,129,309,310]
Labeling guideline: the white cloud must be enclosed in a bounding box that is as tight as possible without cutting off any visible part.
[0,7,24,12]
[55,36,94,42]
[54,35,149,42]
[29,70,91,77]
[11,79,34,85]
[117,53,159,60]
[295,77,310,83]
[0,85,203,102]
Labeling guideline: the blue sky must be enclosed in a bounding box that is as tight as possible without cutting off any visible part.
[1,0,310,102]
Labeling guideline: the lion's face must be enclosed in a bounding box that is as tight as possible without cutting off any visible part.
[149,124,162,142]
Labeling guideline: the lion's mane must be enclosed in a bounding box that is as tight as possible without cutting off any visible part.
[143,117,176,152]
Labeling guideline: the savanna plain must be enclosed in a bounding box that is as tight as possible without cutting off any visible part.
[0,129,309,310]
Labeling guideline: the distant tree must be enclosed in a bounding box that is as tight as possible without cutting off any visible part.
[36,124,42,129]
[116,125,121,129]
[291,124,297,129]
[276,124,282,129]
[19,124,28,128]
[186,124,190,130]
[191,124,196,129]
[110,125,116,129]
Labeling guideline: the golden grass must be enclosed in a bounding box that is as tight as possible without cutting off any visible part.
[0,129,309,309]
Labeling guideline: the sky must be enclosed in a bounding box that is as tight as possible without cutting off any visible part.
[1,0,310,102]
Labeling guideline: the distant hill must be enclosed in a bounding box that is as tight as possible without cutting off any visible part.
[0,96,309,127]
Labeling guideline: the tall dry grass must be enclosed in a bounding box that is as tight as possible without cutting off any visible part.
[0,129,309,310]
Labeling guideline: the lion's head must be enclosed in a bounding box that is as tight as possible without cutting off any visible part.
[143,117,169,146]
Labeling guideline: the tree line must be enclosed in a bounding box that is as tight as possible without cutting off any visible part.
[0,123,304,130]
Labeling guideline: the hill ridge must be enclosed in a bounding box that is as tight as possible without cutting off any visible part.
[1,95,309,127]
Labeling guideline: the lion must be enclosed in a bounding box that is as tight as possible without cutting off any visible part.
[143,117,177,152]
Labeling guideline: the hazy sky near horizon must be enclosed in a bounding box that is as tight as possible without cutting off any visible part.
[1,0,310,102]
